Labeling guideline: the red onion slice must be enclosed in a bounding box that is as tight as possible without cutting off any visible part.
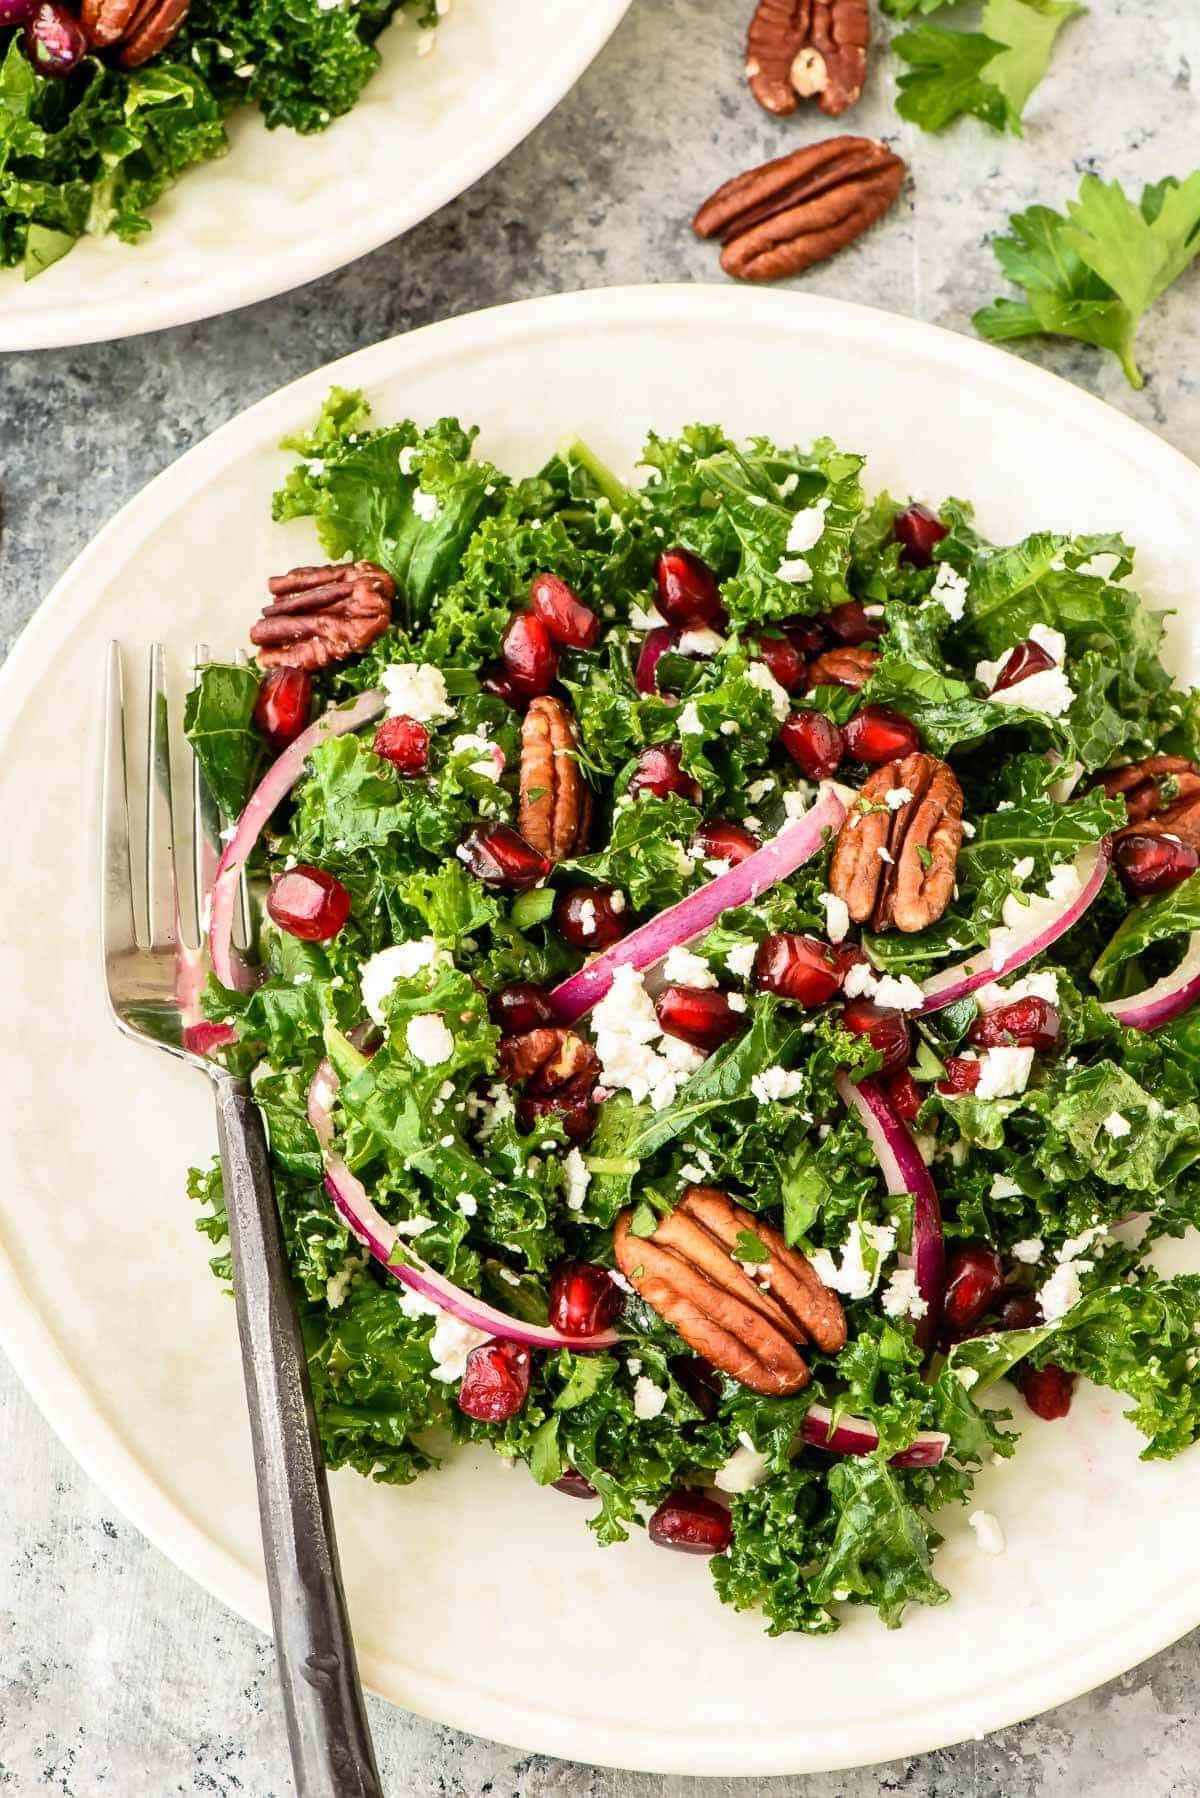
[208,688,387,991]
[836,1070,944,1350]
[1100,932,1200,1032]
[634,626,679,696]
[549,785,847,1024]
[800,1403,948,1468]
[919,839,1110,1015]
[307,1061,620,1352]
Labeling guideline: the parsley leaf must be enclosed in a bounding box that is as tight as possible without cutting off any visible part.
[893,25,1011,133]
[982,0,1084,118]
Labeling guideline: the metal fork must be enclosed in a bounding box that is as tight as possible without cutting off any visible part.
[102,643,382,1798]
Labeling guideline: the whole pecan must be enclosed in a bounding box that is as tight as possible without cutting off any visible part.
[746,0,870,119]
[250,562,394,672]
[81,0,190,66]
[829,752,964,933]
[518,695,593,860]
[693,137,905,284]
[1095,755,1200,830]
[613,1186,846,1396]
[808,644,877,691]
[498,1027,599,1097]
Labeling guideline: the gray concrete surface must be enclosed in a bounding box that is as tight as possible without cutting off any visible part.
[2,0,1198,1790]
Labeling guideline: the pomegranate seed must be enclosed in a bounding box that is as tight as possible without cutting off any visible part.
[825,601,884,646]
[943,1243,1005,1335]
[457,1339,532,1422]
[893,503,949,569]
[655,985,746,1052]
[487,982,557,1034]
[655,549,724,628]
[554,885,627,950]
[458,823,551,892]
[970,997,1060,1052]
[843,705,921,764]
[754,933,843,1006]
[694,818,760,867]
[752,631,807,692]
[629,743,701,804]
[1018,1362,1076,1420]
[784,616,828,658]
[516,1093,595,1143]
[938,1055,981,1096]
[883,1069,922,1124]
[840,998,912,1074]
[266,866,351,942]
[253,667,312,749]
[635,625,679,696]
[548,1261,624,1337]
[373,714,430,774]
[552,1468,597,1499]
[530,572,600,650]
[501,611,559,698]
[648,1489,732,1556]
[779,708,845,779]
[990,1289,1041,1333]
[671,1355,721,1418]
[1115,831,1200,897]
[23,0,86,73]
[480,662,520,706]
[991,638,1056,693]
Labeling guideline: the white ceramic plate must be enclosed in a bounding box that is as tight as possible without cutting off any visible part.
[0,0,631,350]
[3,287,1200,1777]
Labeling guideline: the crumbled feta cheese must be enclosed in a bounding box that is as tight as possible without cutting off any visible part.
[746,661,791,721]
[930,562,968,621]
[1038,1261,1082,1322]
[714,1432,772,1494]
[456,1191,478,1218]
[872,973,926,1013]
[679,627,726,656]
[381,661,453,722]
[961,819,976,839]
[786,504,828,554]
[751,1066,805,1103]
[989,1173,1024,1200]
[968,1510,1006,1555]
[885,786,914,810]
[592,964,703,1110]
[783,786,815,822]
[406,1013,455,1066]
[1029,623,1067,662]
[325,1263,355,1309]
[1103,1111,1132,1139]
[678,701,704,735]
[975,969,1059,1013]
[398,445,418,474]
[633,1376,668,1421]
[360,938,449,1024]
[563,1147,590,1212]
[747,777,776,804]
[726,941,758,980]
[842,960,878,1000]
[975,1046,1035,1101]
[808,1221,896,1300]
[662,945,717,988]
[819,891,850,944]
[881,1267,928,1321]
[392,1214,435,1237]
[1011,1237,1044,1263]
[776,556,812,584]
[399,1291,491,1380]
[977,631,1075,717]
[411,486,440,521]
[576,897,598,938]
[727,993,747,1012]
[876,845,894,864]
[451,732,503,779]
[629,602,668,631]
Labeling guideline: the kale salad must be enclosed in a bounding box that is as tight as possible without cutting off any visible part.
[0,0,434,278]
[186,387,1200,1635]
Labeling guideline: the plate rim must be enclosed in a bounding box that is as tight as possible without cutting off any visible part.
[3,284,1200,1775]
[0,0,633,352]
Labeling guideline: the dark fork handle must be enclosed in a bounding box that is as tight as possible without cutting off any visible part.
[212,1071,383,1798]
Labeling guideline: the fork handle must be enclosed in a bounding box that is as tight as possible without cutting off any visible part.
[212,1071,383,1798]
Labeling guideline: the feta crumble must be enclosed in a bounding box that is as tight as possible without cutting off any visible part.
[746,661,792,721]
[974,1046,1035,1101]
[881,1267,928,1321]
[819,891,850,944]
[381,661,453,722]
[633,1376,668,1421]
[662,944,717,988]
[678,701,704,735]
[1103,1111,1132,1139]
[930,562,968,621]
[1011,1237,1044,1264]
[751,1066,805,1103]
[592,965,704,1110]
[563,1147,591,1212]
[714,1432,772,1494]
[968,1510,1006,1555]
[725,941,758,980]
[808,1221,897,1300]
[411,486,440,522]
[406,1013,455,1066]
[361,938,449,1024]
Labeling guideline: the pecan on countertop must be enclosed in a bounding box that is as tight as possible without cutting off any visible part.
[746,0,870,119]
[81,0,190,66]
[829,752,964,933]
[250,562,394,672]
[693,137,905,285]
[613,1186,846,1396]
[518,695,593,860]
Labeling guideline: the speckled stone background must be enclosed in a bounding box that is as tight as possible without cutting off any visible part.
[2,0,1199,1791]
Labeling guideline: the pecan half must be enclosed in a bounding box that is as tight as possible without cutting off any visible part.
[613,1186,846,1396]
[808,644,877,690]
[250,562,394,672]
[1095,755,1200,830]
[81,0,190,66]
[498,1027,599,1097]
[519,696,593,860]
[693,137,905,284]
[746,0,870,119]
[830,752,964,933]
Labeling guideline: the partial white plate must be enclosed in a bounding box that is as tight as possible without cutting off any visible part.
[0,0,631,350]
[2,288,1199,1777]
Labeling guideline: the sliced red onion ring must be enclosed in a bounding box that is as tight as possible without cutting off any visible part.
[634,626,679,696]
[1100,932,1200,1032]
[799,1403,948,1468]
[208,688,387,992]
[307,1061,620,1352]
[836,1070,944,1351]
[549,785,847,1024]
[919,839,1110,1015]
